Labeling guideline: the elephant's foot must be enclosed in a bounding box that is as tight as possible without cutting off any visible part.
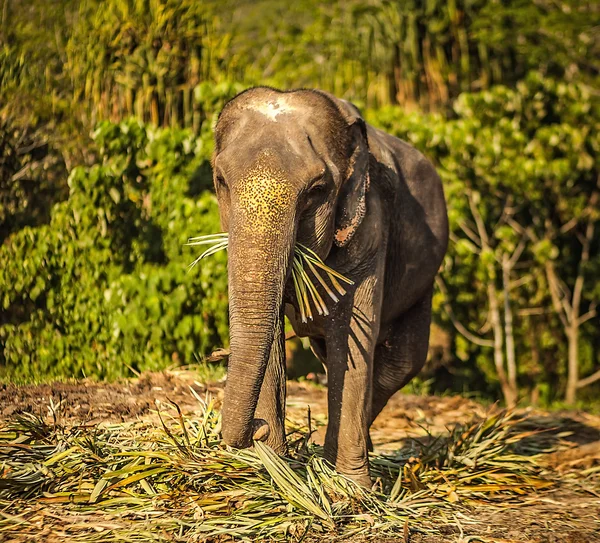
[344,469,372,489]
[336,464,372,489]
[324,443,372,489]
[264,436,288,455]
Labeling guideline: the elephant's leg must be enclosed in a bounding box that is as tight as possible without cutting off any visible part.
[370,289,433,428]
[254,311,287,454]
[324,274,382,487]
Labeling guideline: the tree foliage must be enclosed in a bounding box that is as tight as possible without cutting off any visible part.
[1,0,598,404]
[0,120,228,382]
[369,73,600,404]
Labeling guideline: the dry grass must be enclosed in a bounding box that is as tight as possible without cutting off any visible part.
[2,390,595,542]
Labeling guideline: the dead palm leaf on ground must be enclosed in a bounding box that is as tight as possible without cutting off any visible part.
[0,401,579,542]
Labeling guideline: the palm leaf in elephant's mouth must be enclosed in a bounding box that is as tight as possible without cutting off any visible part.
[186,233,354,323]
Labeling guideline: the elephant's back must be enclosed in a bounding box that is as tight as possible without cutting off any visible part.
[367,126,449,322]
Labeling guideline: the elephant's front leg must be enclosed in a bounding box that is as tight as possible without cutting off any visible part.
[324,273,382,487]
[254,310,287,454]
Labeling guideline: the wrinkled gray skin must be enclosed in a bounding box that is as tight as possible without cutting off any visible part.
[213,87,448,486]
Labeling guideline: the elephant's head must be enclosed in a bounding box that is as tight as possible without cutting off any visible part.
[212,87,370,448]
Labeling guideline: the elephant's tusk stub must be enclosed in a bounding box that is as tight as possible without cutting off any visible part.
[251,419,270,442]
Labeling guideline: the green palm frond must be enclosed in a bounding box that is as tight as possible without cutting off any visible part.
[186,233,354,322]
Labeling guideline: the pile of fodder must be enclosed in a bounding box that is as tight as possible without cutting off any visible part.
[0,396,582,542]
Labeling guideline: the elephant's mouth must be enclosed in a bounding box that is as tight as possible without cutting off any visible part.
[186,232,353,322]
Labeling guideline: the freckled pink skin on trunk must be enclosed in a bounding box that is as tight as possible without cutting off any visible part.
[235,155,292,230]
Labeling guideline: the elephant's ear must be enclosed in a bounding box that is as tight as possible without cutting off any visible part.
[320,94,370,248]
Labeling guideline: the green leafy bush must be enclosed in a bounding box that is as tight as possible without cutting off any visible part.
[0,120,228,382]
[0,117,68,243]
[2,75,599,406]
[368,74,600,403]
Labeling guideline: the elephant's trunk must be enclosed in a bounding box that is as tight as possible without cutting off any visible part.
[221,212,294,449]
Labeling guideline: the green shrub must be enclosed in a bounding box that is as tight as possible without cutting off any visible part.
[368,74,600,404]
[0,117,68,243]
[0,119,228,382]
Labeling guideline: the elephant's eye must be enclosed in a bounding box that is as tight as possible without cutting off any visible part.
[303,178,327,211]
[307,172,327,194]
[215,174,228,190]
[308,181,326,194]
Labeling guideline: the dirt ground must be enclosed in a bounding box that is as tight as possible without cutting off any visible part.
[1,370,600,542]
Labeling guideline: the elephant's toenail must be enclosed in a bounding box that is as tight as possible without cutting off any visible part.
[252,419,270,441]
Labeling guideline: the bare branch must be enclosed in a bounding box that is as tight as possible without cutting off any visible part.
[492,201,510,231]
[513,259,536,270]
[559,216,579,234]
[467,191,490,249]
[435,277,494,348]
[204,330,298,362]
[577,306,597,326]
[577,368,600,389]
[466,190,516,405]
[491,195,520,233]
[553,267,575,320]
[507,218,532,240]
[545,262,570,329]
[572,208,596,318]
[478,315,493,335]
[517,307,547,316]
[448,232,465,247]
[510,274,534,291]
[457,220,482,248]
[502,253,517,397]
[487,280,513,405]
[508,236,528,268]
[467,190,491,249]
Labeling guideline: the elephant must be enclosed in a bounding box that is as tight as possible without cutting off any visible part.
[212,87,448,486]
